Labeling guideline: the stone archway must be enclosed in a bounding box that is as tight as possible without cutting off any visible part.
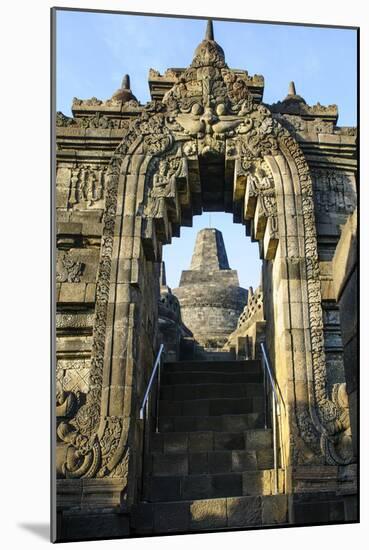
[56,21,353,517]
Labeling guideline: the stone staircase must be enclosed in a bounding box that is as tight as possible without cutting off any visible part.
[132,359,287,535]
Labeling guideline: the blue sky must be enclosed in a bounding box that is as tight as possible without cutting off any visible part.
[56,10,357,289]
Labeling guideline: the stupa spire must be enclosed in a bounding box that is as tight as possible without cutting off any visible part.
[111,73,137,102]
[122,74,130,90]
[190,228,230,271]
[205,19,214,41]
[160,261,167,287]
[288,81,296,96]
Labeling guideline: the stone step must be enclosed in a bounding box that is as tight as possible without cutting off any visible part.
[162,371,263,385]
[164,360,261,373]
[195,351,236,361]
[140,470,285,505]
[160,382,264,401]
[132,493,287,534]
[159,396,264,417]
[158,413,265,432]
[151,429,272,453]
[148,449,275,477]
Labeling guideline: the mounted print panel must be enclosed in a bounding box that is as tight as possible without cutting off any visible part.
[52,9,358,542]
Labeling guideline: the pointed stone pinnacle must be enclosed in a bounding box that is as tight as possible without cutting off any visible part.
[160,261,167,287]
[190,228,230,271]
[122,74,130,90]
[288,81,296,96]
[206,19,214,41]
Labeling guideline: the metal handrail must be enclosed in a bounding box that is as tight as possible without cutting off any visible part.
[260,342,282,494]
[260,342,280,416]
[139,344,164,421]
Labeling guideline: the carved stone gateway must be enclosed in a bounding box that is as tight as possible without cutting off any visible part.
[55,20,357,540]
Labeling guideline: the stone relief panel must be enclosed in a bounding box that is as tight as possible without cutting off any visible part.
[322,303,345,393]
[311,169,356,216]
[56,252,85,283]
[56,110,133,130]
[57,358,91,395]
[68,165,107,210]
[272,114,335,138]
[144,154,184,221]
[245,160,278,236]
[56,312,95,331]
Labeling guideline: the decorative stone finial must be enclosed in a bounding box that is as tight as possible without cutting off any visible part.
[206,19,214,41]
[190,228,230,271]
[278,80,306,105]
[111,74,137,103]
[160,262,167,287]
[192,19,225,68]
[288,81,296,96]
[122,74,130,90]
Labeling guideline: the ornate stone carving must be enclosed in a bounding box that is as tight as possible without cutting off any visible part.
[237,286,263,327]
[161,32,263,143]
[272,114,335,137]
[56,104,177,480]
[56,252,84,282]
[115,103,173,158]
[56,312,95,330]
[335,126,357,136]
[248,163,277,221]
[56,110,132,129]
[97,417,127,478]
[56,386,80,418]
[322,383,353,465]
[269,97,338,119]
[73,96,103,107]
[56,111,76,127]
[68,165,107,209]
[144,156,183,219]
[311,169,356,214]
[280,133,350,464]
[74,113,119,129]
[57,359,91,394]
[57,421,101,479]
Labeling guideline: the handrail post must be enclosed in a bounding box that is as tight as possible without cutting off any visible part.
[262,354,268,429]
[140,400,147,501]
[139,344,164,420]
[272,394,278,494]
[139,344,165,501]
[155,354,161,433]
[260,342,281,495]
[245,335,250,360]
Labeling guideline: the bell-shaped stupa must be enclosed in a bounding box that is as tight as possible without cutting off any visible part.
[173,228,248,349]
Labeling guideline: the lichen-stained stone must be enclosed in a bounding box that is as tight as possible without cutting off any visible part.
[59,282,86,303]
[190,498,227,530]
[242,470,272,496]
[226,495,261,527]
[256,449,274,469]
[245,429,272,450]
[261,494,288,525]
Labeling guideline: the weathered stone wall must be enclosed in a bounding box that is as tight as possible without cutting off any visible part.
[224,285,265,359]
[158,262,193,361]
[332,209,357,459]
